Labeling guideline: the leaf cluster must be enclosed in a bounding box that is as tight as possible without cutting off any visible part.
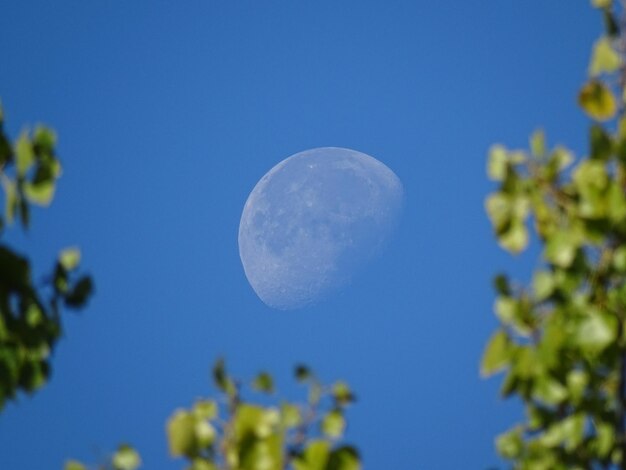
[482,2,626,467]
[0,102,93,409]
[165,360,360,470]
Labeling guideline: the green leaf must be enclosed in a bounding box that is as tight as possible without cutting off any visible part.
[496,426,523,459]
[591,0,612,9]
[589,37,622,76]
[192,399,218,420]
[530,130,546,158]
[575,310,617,352]
[194,420,216,448]
[252,371,274,393]
[15,131,34,177]
[2,179,17,225]
[533,271,554,301]
[294,364,312,382]
[112,444,141,470]
[487,145,508,181]
[167,410,198,457]
[280,403,301,428]
[322,410,345,439]
[23,180,55,206]
[64,461,87,470]
[293,440,331,470]
[545,231,579,268]
[540,413,585,450]
[613,246,626,271]
[327,446,360,470]
[212,358,235,396]
[332,381,355,405]
[595,421,615,457]
[188,460,219,470]
[481,330,510,377]
[498,220,528,254]
[533,376,568,405]
[59,247,81,271]
[33,126,56,154]
[578,80,617,121]
[64,276,94,308]
[589,124,613,160]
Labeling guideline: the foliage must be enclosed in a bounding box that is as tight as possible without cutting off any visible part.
[66,361,360,470]
[167,360,359,470]
[64,445,141,470]
[0,102,93,410]
[483,1,626,468]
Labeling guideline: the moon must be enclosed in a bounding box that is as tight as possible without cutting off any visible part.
[238,147,403,310]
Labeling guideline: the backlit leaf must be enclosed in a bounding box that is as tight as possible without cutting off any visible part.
[589,37,622,76]
[579,80,617,121]
[481,330,510,377]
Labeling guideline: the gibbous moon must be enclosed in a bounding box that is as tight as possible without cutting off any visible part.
[238,147,403,310]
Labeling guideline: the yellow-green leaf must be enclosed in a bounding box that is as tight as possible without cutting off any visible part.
[64,461,87,470]
[530,130,546,158]
[112,444,141,470]
[589,37,622,76]
[15,131,34,177]
[591,0,612,8]
[579,80,617,121]
[481,330,510,377]
[322,410,345,439]
[498,221,528,254]
[59,247,81,271]
[487,145,508,181]
[167,410,198,457]
[23,180,55,206]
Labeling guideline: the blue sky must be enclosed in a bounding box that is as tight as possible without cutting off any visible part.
[0,2,599,469]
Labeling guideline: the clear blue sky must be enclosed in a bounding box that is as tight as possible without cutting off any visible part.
[0,2,599,469]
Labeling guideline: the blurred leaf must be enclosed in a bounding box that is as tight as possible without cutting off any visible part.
[2,179,17,225]
[167,410,198,457]
[0,245,31,291]
[488,145,508,181]
[193,399,218,420]
[327,446,360,470]
[281,403,301,428]
[496,427,523,459]
[112,444,141,470]
[578,80,617,121]
[33,126,56,154]
[293,440,330,470]
[64,461,87,470]
[212,358,235,396]
[481,330,510,377]
[332,381,355,405]
[591,0,612,8]
[498,221,528,254]
[530,130,546,158]
[322,410,345,439]
[589,37,622,76]
[545,231,579,268]
[590,124,613,160]
[23,180,55,206]
[252,372,274,394]
[575,310,617,351]
[64,276,93,308]
[533,271,555,301]
[15,131,34,177]
[58,247,81,271]
[295,364,312,382]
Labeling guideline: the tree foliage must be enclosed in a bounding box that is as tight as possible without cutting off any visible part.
[66,361,360,470]
[483,1,626,468]
[0,103,93,409]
